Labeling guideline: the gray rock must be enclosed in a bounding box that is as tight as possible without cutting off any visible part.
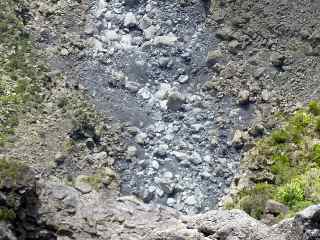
[206,49,223,66]
[232,130,248,149]
[238,89,250,105]
[167,198,176,207]
[127,145,138,158]
[124,0,140,8]
[135,132,147,145]
[54,152,66,165]
[74,175,92,194]
[190,152,202,165]
[261,89,271,102]
[144,25,160,40]
[102,30,119,42]
[140,15,152,29]
[125,81,141,93]
[178,75,189,84]
[265,200,289,215]
[155,144,169,157]
[124,12,138,28]
[158,57,171,68]
[0,222,17,240]
[153,33,178,46]
[172,151,189,161]
[185,195,197,206]
[270,52,285,67]
[167,92,186,111]
[216,26,234,41]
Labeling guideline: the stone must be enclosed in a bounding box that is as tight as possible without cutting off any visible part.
[125,81,141,93]
[135,132,147,145]
[238,89,250,105]
[253,67,265,79]
[102,30,119,42]
[144,25,160,40]
[178,75,189,84]
[60,48,69,56]
[155,144,169,157]
[264,200,288,216]
[270,52,285,67]
[185,195,197,206]
[139,15,152,29]
[138,87,151,99]
[155,83,172,100]
[228,40,241,53]
[0,222,17,240]
[206,49,223,66]
[74,175,92,194]
[124,0,140,8]
[127,146,138,158]
[232,130,248,149]
[153,33,178,46]
[158,57,170,68]
[150,160,160,169]
[124,12,138,28]
[261,89,270,102]
[172,151,189,161]
[167,198,176,207]
[216,26,234,41]
[91,151,107,162]
[54,152,66,165]
[190,152,202,165]
[127,126,139,135]
[167,92,186,111]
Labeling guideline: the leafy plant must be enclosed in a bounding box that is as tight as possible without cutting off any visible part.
[276,179,305,207]
[271,129,289,144]
[308,100,320,116]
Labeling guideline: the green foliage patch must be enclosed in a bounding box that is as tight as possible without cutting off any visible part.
[231,101,320,220]
[0,0,48,146]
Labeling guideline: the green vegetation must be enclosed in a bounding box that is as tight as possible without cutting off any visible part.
[0,0,48,146]
[0,208,16,221]
[0,158,29,222]
[82,168,116,191]
[230,100,320,220]
[0,158,25,188]
[238,183,274,219]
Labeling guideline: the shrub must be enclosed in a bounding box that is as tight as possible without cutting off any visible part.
[308,100,320,116]
[0,158,24,187]
[290,111,312,128]
[276,179,305,207]
[315,117,320,132]
[239,183,274,219]
[271,129,289,144]
[271,154,293,184]
[311,144,320,166]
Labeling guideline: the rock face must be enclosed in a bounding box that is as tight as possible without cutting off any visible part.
[148,206,320,240]
[3,170,320,240]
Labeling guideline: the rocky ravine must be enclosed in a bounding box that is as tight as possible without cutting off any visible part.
[80,0,256,214]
